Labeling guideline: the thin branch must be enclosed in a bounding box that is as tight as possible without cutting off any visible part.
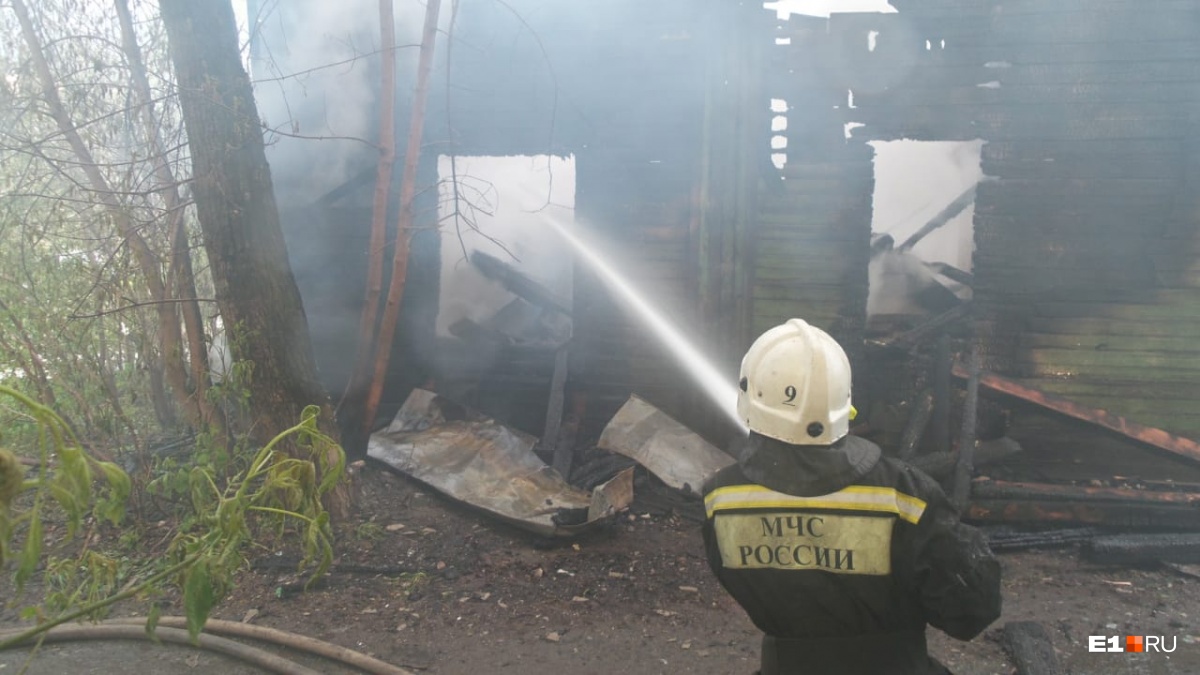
[68,297,220,320]
[250,43,421,85]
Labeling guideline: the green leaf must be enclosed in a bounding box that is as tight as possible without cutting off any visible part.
[49,482,83,538]
[96,461,131,499]
[95,461,130,525]
[145,604,162,644]
[182,560,215,644]
[300,405,320,427]
[15,512,43,590]
[316,446,346,496]
[60,446,93,496]
[0,505,10,565]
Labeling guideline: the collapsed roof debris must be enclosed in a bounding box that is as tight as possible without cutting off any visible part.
[367,389,631,537]
[951,363,1200,466]
[597,395,735,498]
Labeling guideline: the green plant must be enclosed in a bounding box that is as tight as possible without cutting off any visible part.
[152,403,344,641]
[0,385,130,588]
[145,339,253,513]
[395,571,430,595]
[0,385,345,649]
[42,551,131,618]
[355,521,385,542]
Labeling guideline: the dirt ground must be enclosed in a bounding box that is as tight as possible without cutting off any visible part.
[4,463,1200,674]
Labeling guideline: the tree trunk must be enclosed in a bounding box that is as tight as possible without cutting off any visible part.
[343,0,398,429]
[158,0,350,518]
[114,0,224,439]
[144,342,177,431]
[363,0,442,432]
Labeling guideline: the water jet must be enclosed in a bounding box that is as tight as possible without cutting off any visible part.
[542,214,746,431]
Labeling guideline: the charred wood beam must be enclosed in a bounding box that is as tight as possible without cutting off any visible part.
[899,184,978,252]
[897,389,933,461]
[543,345,569,467]
[909,437,1023,480]
[1085,533,1200,566]
[972,479,1200,505]
[1002,621,1065,675]
[875,304,970,351]
[932,333,952,455]
[953,364,1200,466]
[553,391,587,481]
[952,346,982,514]
[1138,479,1200,492]
[448,317,514,345]
[926,261,974,287]
[314,166,376,207]
[470,251,572,316]
[967,500,1200,531]
[985,527,1104,553]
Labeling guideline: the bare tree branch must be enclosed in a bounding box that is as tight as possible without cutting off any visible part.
[68,296,219,319]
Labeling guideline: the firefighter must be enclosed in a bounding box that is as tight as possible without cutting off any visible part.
[702,318,1001,675]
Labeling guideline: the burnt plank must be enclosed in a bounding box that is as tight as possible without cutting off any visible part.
[981,157,1184,181]
[972,480,1200,506]
[856,82,1200,110]
[953,365,1200,465]
[897,389,934,462]
[544,344,570,467]
[1019,332,1200,354]
[982,138,1184,161]
[984,0,1198,13]
[952,38,1200,65]
[1086,533,1200,565]
[951,348,982,513]
[967,499,1200,530]
[774,61,1200,92]
[986,527,1104,553]
[1024,316,1200,339]
[909,437,1023,480]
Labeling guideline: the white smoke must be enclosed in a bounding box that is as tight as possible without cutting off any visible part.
[868,140,984,316]
[435,154,576,337]
[248,0,451,202]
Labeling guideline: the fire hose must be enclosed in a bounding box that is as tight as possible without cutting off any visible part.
[0,616,414,675]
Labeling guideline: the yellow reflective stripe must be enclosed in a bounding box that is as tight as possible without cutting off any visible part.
[704,484,927,524]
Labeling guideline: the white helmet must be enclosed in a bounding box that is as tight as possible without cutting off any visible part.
[737,318,853,446]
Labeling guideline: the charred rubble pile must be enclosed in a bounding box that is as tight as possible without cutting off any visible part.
[366,243,1200,572]
[367,250,723,537]
[861,306,1200,573]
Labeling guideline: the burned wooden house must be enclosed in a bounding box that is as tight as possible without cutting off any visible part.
[249,0,1200,529]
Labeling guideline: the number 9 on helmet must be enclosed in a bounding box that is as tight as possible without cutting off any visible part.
[737,318,853,446]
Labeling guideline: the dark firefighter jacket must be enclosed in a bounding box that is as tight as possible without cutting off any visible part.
[702,433,1002,675]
